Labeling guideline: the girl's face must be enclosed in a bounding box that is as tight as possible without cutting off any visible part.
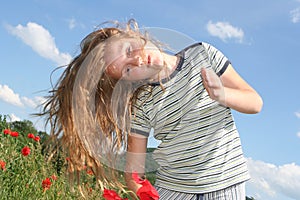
[104,36,164,81]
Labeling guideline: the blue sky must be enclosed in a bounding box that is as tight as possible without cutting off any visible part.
[1,0,300,199]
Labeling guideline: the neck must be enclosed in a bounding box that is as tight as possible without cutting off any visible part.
[156,53,179,81]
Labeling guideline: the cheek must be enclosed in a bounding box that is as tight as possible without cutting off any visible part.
[123,66,157,81]
[106,65,122,79]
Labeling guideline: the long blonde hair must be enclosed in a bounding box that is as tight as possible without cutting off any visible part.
[41,19,152,193]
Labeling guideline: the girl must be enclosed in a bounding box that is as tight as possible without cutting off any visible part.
[41,19,263,199]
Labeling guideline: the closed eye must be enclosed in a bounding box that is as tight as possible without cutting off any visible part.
[123,65,132,75]
[126,46,132,57]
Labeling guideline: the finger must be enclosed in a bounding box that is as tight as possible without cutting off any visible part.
[201,74,212,95]
[201,68,209,84]
[205,70,222,88]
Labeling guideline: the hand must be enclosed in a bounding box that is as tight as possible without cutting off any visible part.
[136,180,159,200]
[132,172,159,200]
[201,68,226,106]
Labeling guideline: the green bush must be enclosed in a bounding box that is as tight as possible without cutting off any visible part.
[0,127,79,199]
[0,116,132,199]
[0,115,256,200]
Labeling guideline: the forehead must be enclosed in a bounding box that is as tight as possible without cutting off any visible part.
[107,35,143,50]
[104,36,143,64]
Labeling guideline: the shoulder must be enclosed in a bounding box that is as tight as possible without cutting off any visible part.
[181,42,203,52]
[177,42,205,58]
[181,42,230,75]
[180,42,219,56]
[181,42,216,51]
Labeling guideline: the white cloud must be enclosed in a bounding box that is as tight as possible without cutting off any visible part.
[297,132,300,138]
[290,8,300,23]
[6,22,72,66]
[0,84,46,110]
[22,97,37,108]
[0,85,24,107]
[247,158,300,200]
[8,113,21,122]
[206,21,244,43]
[34,96,47,105]
[68,18,76,29]
[21,96,45,109]
[66,18,85,30]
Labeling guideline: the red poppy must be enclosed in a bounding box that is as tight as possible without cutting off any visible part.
[27,133,35,139]
[51,174,57,181]
[132,172,159,200]
[21,146,31,156]
[132,172,144,184]
[0,160,6,171]
[10,131,19,137]
[34,136,40,142]
[136,180,159,200]
[3,129,11,135]
[42,177,52,191]
[102,189,127,200]
[86,169,94,175]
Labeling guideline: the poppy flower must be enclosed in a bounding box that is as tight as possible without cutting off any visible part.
[86,169,94,175]
[34,136,40,142]
[3,129,11,135]
[42,178,52,191]
[51,174,57,181]
[102,189,124,200]
[27,133,35,139]
[10,131,19,137]
[132,172,145,184]
[136,181,159,200]
[132,172,159,200]
[0,160,6,171]
[21,146,31,156]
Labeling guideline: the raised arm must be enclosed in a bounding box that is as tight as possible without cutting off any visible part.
[201,64,263,114]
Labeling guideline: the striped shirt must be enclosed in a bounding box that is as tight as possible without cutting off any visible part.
[131,42,250,193]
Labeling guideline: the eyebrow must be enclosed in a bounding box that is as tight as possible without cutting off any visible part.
[117,40,125,49]
[116,40,129,52]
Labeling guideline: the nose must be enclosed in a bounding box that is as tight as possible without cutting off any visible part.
[133,55,144,66]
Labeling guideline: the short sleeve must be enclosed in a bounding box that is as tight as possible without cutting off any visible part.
[130,97,151,137]
[202,42,231,76]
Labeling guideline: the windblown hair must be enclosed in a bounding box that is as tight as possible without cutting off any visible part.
[40,19,154,194]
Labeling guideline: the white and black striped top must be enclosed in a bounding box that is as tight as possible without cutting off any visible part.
[131,42,250,193]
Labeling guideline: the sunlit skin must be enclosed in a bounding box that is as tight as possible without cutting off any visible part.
[104,37,178,82]
[104,36,263,114]
[104,36,263,195]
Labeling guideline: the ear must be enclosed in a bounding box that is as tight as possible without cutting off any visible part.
[105,65,121,79]
[106,65,116,74]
